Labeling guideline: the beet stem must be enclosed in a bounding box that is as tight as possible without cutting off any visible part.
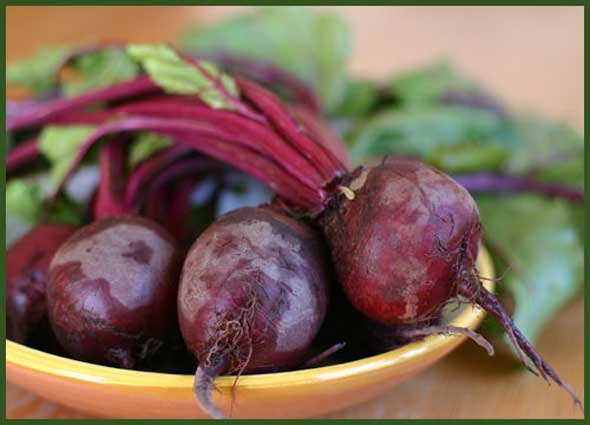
[7,75,159,132]
[400,325,494,356]
[199,52,321,113]
[194,365,227,419]
[124,145,191,210]
[50,115,322,209]
[237,78,347,181]
[454,173,584,204]
[458,277,582,407]
[94,139,132,219]
[7,138,40,175]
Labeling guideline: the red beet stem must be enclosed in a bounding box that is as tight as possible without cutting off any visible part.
[454,173,584,204]
[143,158,219,240]
[42,96,327,194]
[166,129,321,211]
[198,52,321,113]
[178,50,265,124]
[165,178,201,240]
[50,116,322,210]
[7,100,41,119]
[115,98,326,189]
[289,104,351,168]
[237,78,348,180]
[7,138,40,175]
[124,145,192,210]
[458,277,581,407]
[7,75,160,132]
[94,139,132,219]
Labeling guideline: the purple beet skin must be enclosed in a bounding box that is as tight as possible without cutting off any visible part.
[46,215,181,368]
[7,223,77,345]
[178,207,330,418]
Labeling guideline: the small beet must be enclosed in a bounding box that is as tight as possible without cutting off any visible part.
[7,223,77,345]
[46,215,181,368]
[178,207,329,418]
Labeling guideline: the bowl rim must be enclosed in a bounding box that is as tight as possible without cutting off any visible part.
[6,247,494,390]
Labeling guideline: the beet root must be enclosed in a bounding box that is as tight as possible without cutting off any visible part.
[178,207,330,418]
[7,223,77,345]
[323,157,481,325]
[46,215,181,368]
[322,157,580,406]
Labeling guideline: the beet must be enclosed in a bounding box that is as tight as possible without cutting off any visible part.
[47,215,181,368]
[6,223,77,345]
[322,157,481,325]
[44,141,183,368]
[178,207,329,418]
[322,158,578,404]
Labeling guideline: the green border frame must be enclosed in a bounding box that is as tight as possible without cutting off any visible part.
[2,1,587,423]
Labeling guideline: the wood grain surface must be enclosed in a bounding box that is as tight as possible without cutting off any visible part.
[5,6,584,419]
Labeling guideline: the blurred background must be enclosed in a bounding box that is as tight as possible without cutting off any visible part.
[6,6,584,419]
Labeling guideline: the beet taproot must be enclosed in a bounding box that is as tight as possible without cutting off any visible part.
[47,215,181,368]
[322,157,481,325]
[178,207,329,418]
[7,223,77,345]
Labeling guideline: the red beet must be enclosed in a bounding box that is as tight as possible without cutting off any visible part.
[47,215,181,368]
[323,157,481,325]
[178,207,329,418]
[322,158,578,404]
[6,223,77,345]
[44,142,186,368]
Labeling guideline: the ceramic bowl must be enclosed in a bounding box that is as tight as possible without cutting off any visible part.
[6,248,494,418]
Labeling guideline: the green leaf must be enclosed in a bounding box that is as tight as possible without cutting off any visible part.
[178,6,351,111]
[5,178,44,247]
[38,125,96,186]
[348,106,514,171]
[128,132,174,168]
[7,47,69,95]
[47,195,84,226]
[506,116,584,187]
[390,62,478,105]
[6,179,43,223]
[477,194,583,345]
[62,49,140,97]
[330,79,380,117]
[5,178,84,247]
[127,44,237,110]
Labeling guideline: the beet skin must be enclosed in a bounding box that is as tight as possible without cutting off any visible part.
[47,215,181,368]
[323,157,481,325]
[7,223,77,345]
[178,207,329,417]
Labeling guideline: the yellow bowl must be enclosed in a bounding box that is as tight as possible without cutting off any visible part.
[6,248,494,419]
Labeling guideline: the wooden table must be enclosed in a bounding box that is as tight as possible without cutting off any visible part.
[6,6,584,419]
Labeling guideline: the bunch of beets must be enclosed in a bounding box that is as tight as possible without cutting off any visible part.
[6,44,580,418]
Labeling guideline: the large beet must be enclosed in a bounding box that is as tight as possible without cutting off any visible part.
[322,157,481,325]
[7,223,77,345]
[178,207,329,418]
[47,215,181,368]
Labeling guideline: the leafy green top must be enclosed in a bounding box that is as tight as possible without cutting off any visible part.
[179,6,350,111]
[127,44,239,110]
